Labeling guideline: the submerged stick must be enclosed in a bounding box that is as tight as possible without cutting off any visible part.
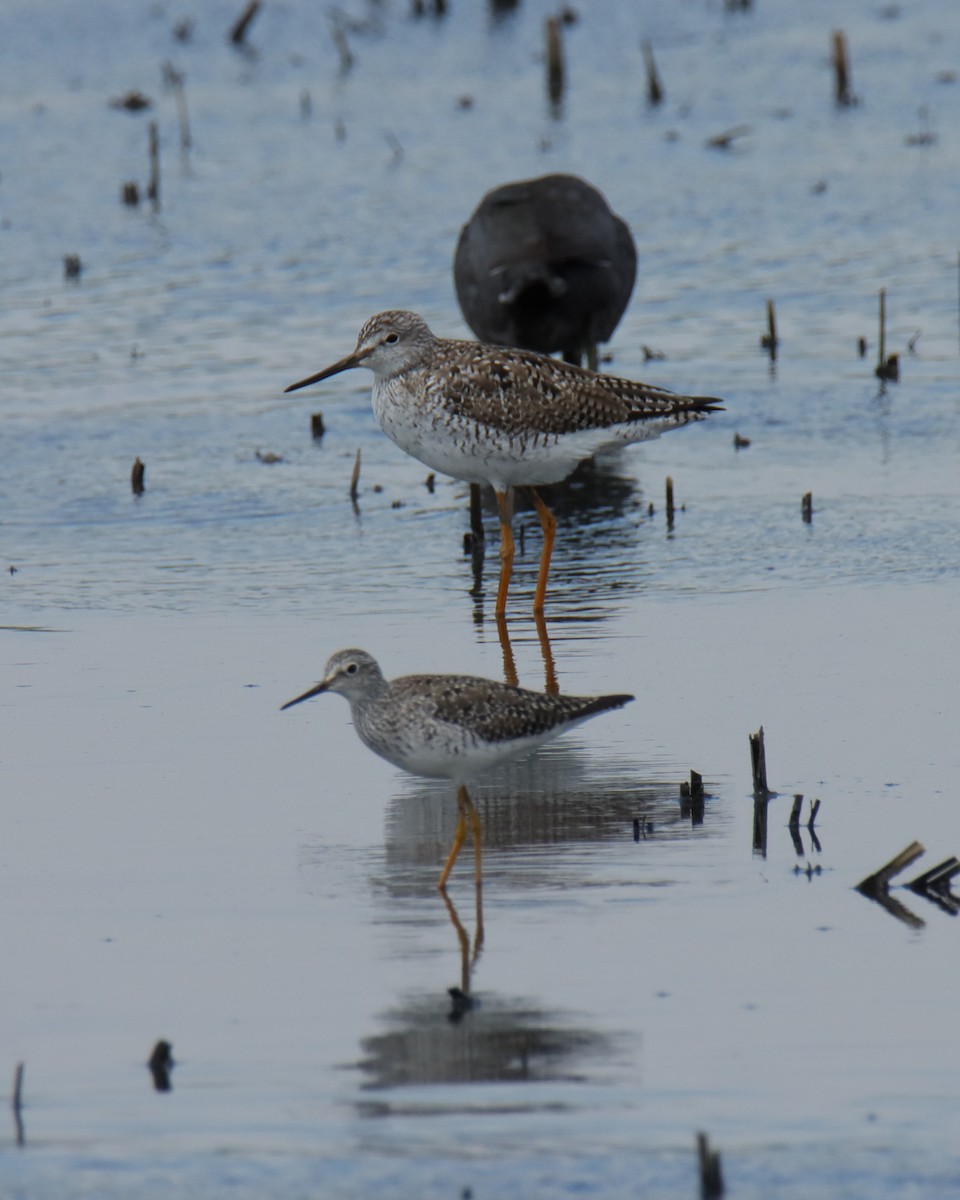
[832,30,854,107]
[229,0,261,45]
[545,17,565,107]
[349,448,361,502]
[12,1062,24,1147]
[641,40,663,106]
[146,121,160,210]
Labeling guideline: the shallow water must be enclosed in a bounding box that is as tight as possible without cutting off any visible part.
[2,1,960,1196]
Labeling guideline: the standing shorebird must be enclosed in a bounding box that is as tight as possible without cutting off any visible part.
[281,648,633,890]
[454,173,637,370]
[284,310,723,615]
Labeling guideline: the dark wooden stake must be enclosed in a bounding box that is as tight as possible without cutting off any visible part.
[801,492,813,523]
[788,793,803,829]
[229,0,261,45]
[807,798,820,830]
[310,412,325,439]
[146,121,160,210]
[641,40,663,106]
[121,181,140,206]
[545,16,565,107]
[665,475,675,530]
[749,727,769,797]
[63,254,82,279]
[131,457,146,495]
[697,1130,724,1199]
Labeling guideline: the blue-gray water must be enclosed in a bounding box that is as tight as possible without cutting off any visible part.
[2,2,959,1197]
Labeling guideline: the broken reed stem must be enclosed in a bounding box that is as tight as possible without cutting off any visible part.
[832,30,852,106]
[856,840,925,896]
[878,287,886,369]
[146,121,160,209]
[665,475,675,528]
[173,73,190,151]
[131,456,145,495]
[349,449,361,502]
[545,17,565,106]
[801,492,813,523]
[749,727,769,797]
[807,798,820,829]
[229,0,261,45]
[788,794,803,829]
[641,40,663,106]
[907,856,960,894]
[330,21,354,72]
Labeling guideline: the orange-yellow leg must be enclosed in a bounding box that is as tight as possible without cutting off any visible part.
[529,488,557,615]
[438,784,484,891]
[494,489,515,617]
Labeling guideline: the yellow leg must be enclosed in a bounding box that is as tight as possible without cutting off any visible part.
[438,797,468,892]
[461,784,483,891]
[529,488,557,615]
[494,489,515,617]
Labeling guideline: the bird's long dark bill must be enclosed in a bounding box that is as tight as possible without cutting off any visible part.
[283,346,371,394]
[280,680,329,711]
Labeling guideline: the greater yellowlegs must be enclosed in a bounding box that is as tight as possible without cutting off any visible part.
[281,648,633,890]
[284,310,722,615]
[454,173,637,370]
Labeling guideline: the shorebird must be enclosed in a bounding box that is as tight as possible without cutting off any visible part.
[284,310,723,615]
[454,173,637,370]
[281,648,633,890]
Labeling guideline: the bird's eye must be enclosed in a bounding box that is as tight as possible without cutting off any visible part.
[345,662,359,675]
[384,333,399,345]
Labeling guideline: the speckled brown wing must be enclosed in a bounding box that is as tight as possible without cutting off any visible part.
[418,674,634,744]
[423,340,723,437]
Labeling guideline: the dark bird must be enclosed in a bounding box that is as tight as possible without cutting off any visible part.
[454,173,637,370]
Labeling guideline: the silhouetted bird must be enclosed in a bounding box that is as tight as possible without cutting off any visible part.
[454,173,637,370]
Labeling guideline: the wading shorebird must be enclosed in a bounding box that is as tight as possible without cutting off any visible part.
[281,648,633,891]
[284,310,723,615]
